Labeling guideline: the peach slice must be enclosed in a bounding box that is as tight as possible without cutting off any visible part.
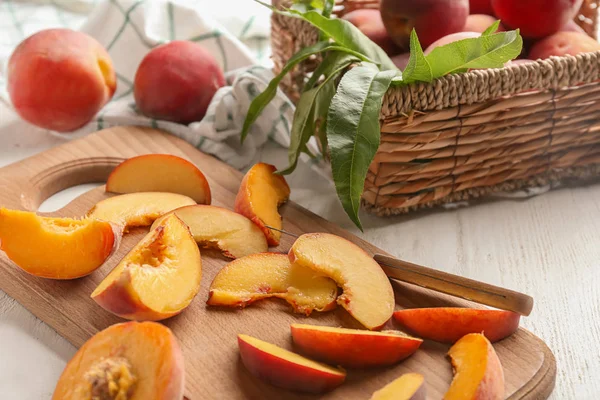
[207,253,337,314]
[289,233,394,330]
[0,208,117,279]
[106,154,211,204]
[444,333,505,400]
[52,321,184,400]
[92,213,201,321]
[87,192,196,230]
[153,205,268,259]
[290,324,422,368]
[238,334,346,394]
[370,373,426,400]
[234,163,290,246]
[393,308,520,343]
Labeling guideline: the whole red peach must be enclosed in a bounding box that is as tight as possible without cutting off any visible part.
[470,0,494,15]
[342,9,401,55]
[380,0,469,50]
[528,31,600,60]
[464,14,505,34]
[7,29,116,132]
[492,0,583,38]
[134,41,226,124]
[424,32,481,55]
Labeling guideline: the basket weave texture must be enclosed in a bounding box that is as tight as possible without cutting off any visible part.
[271,0,600,215]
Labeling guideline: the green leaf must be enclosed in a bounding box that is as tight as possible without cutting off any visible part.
[426,30,523,78]
[401,30,432,84]
[305,51,357,91]
[241,41,373,143]
[327,64,397,230]
[291,0,324,13]
[482,20,501,36]
[281,55,353,174]
[322,0,334,18]
[281,8,396,70]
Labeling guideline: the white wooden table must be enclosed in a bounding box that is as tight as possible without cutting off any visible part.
[0,103,599,399]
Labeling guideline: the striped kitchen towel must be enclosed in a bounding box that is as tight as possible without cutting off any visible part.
[0,0,299,170]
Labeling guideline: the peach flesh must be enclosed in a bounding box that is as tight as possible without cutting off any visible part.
[234,163,290,246]
[207,253,337,314]
[0,208,116,279]
[92,214,202,321]
[106,154,211,204]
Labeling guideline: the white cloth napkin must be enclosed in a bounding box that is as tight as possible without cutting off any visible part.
[0,0,297,170]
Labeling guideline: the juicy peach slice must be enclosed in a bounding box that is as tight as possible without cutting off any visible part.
[370,373,426,400]
[234,163,290,246]
[52,321,184,400]
[153,205,268,259]
[290,324,422,368]
[87,192,195,230]
[289,233,394,330]
[444,333,505,400]
[207,253,337,314]
[106,154,211,204]
[0,208,117,279]
[238,334,346,394]
[92,214,201,321]
[393,308,520,343]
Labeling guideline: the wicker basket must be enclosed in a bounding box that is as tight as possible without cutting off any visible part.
[271,0,600,215]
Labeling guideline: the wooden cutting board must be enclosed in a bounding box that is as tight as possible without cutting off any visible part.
[0,126,555,399]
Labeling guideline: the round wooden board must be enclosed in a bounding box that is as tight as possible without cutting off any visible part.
[0,126,556,399]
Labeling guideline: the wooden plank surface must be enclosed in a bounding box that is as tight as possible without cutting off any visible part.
[0,126,556,399]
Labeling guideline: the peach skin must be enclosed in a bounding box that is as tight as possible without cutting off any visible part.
[207,253,337,315]
[238,334,346,394]
[393,308,520,343]
[444,333,505,400]
[291,324,422,368]
[234,163,290,246]
[380,0,469,50]
[52,321,184,400]
[92,214,202,321]
[0,208,117,279]
[134,40,225,124]
[528,31,600,60]
[8,28,116,132]
[289,233,394,330]
[106,154,211,204]
[370,373,426,400]
[87,192,196,231]
[152,205,268,259]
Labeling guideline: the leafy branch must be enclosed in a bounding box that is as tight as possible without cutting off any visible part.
[243,1,522,230]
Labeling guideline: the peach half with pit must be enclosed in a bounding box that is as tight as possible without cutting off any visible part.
[0,208,117,279]
[52,321,184,400]
[106,154,211,204]
[92,213,202,321]
[207,253,337,315]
